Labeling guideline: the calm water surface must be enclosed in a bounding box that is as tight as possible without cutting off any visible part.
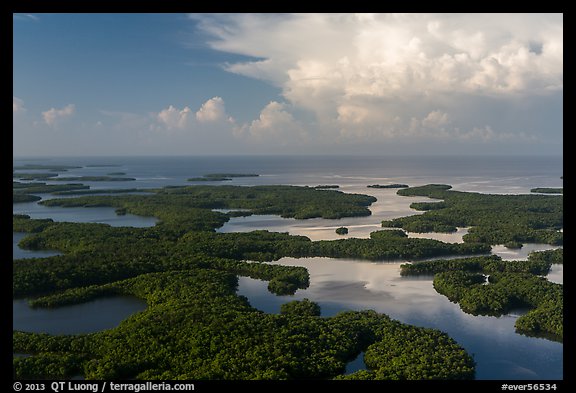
[237,256,562,380]
[12,155,563,379]
[13,232,61,260]
[13,199,157,228]
[13,297,147,335]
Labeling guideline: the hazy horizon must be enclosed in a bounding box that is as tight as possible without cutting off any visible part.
[14,13,563,157]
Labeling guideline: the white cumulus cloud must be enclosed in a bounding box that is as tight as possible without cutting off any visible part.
[155,97,235,133]
[13,97,25,113]
[42,104,75,127]
[195,96,229,123]
[191,13,562,147]
[245,101,306,143]
[422,110,450,129]
[157,105,193,130]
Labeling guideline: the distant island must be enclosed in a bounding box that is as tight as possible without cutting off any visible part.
[53,176,136,182]
[530,188,563,194]
[314,185,340,189]
[367,184,409,189]
[13,164,81,171]
[13,173,135,182]
[188,173,260,182]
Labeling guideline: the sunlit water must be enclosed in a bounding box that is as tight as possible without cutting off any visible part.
[237,257,563,380]
[13,199,157,228]
[12,155,563,379]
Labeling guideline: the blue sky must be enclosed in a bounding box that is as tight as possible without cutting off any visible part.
[13,13,563,156]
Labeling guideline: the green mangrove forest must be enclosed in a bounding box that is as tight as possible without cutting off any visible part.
[382,184,563,246]
[400,250,563,341]
[188,173,260,182]
[12,180,563,380]
[530,187,563,194]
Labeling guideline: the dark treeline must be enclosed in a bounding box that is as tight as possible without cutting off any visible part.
[40,185,377,224]
[14,173,60,181]
[434,271,562,341]
[13,193,41,203]
[400,254,553,276]
[526,248,563,264]
[13,269,474,380]
[382,184,563,246]
[53,188,145,196]
[530,188,563,194]
[367,184,409,189]
[15,215,489,268]
[51,176,136,182]
[188,173,259,181]
[399,250,563,341]
[13,182,90,203]
[13,164,81,171]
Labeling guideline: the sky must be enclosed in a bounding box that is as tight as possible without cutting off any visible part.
[13,13,563,156]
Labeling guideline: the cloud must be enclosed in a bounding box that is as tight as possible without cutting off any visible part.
[157,105,193,130]
[422,110,450,129]
[191,13,562,147]
[154,97,235,132]
[13,97,25,113]
[243,101,306,143]
[42,104,75,127]
[195,96,230,123]
[196,13,562,96]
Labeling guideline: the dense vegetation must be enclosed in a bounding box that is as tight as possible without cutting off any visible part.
[14,173,60,181]
[13,270,474,380]
[12,182,482,379]
[527,248,563,264]
[530,187,563,194]
[188,173,259,181]
[13,181,90,204]
[39,185,377,226]
[400,255,553,276]
[434,271,562,341]
[51,176,136,182]
[188,176,232,181]
[280,299,321,317]
[52,188,146,196]
[13,193,41,203]
[13,182,90,194]
[13,164,81,171]
[340,323,475,380]
[400,250,563,341]
[382,184,563,246]
[367,184,409,189]
[205,173,260,178]
[13,178,562,379]
[15,213,489,265]
[13,174,134,182]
